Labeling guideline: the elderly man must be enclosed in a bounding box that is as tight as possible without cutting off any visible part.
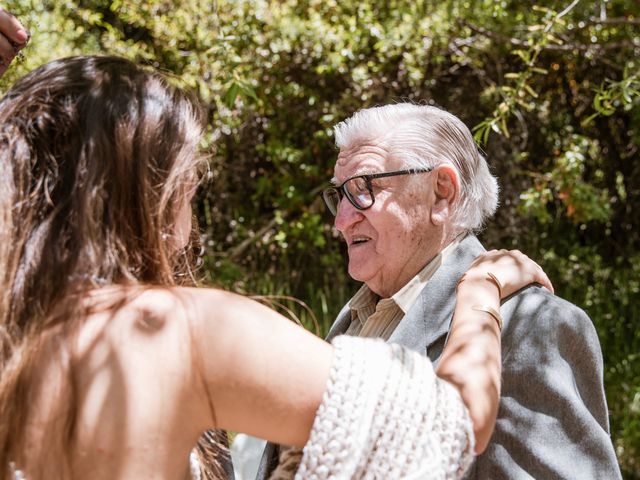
[257,103,621,479]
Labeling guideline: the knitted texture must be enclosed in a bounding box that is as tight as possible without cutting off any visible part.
[295,336,475,480]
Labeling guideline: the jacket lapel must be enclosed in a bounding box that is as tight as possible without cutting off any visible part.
[326,304,352,342]
[388,235,486,357]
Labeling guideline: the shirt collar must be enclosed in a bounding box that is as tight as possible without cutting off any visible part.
[392,233,466,313]
[348,283,379,328]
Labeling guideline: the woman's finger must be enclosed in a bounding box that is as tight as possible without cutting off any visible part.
[0,9,29,78]
[534,266,554,294]
[0,8,28,46]
[0,32,14,77]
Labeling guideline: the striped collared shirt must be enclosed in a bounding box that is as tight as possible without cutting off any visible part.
[345,235,464,340]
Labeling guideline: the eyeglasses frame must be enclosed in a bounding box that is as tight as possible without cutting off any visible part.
[322,167,434,215]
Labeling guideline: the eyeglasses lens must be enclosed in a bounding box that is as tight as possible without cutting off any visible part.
[322,188,341,215]
[345,177,373,210]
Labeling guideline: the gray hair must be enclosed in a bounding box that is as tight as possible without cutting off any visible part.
[333,103,499,232]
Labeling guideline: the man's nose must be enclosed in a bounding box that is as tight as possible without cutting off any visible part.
[334,197,363,232]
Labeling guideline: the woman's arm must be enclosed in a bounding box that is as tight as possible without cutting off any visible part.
[182,287,332,447]
[160,250,550,450]
[436,249,553,453]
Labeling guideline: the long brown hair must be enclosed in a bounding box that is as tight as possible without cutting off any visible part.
[0,56,219,478]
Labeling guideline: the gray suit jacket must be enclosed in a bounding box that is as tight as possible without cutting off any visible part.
[257,235,621,479]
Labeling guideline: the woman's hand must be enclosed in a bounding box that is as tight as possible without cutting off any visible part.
[0,8,29,77]
[462,249,554,300]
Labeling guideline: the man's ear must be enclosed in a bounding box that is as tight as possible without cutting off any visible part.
[430,164,459,226]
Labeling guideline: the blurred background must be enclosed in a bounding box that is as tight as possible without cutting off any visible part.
[1,0,638,476]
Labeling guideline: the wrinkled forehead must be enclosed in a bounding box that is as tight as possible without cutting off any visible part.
[333,141,404,182]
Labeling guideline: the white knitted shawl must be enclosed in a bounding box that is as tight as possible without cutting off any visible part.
[295,336,475,479]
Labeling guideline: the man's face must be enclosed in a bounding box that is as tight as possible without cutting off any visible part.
[333,142,442,297]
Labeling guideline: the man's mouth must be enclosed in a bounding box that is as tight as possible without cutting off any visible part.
[350,235,371,246]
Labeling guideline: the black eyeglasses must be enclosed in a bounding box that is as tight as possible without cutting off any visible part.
[322,168,433,216]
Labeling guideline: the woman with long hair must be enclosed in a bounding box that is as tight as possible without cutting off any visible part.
[0,55,551,479]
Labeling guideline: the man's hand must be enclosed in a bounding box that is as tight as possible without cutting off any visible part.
[0,8,29,77]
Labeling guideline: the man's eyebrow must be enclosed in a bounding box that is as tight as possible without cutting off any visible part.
[331,170,379,185]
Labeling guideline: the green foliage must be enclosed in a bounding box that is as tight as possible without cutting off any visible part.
[583,65,640,125]
[519,134,611,224]
[2,0,639,475]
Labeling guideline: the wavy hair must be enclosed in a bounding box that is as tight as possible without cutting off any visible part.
[0,56,222,478]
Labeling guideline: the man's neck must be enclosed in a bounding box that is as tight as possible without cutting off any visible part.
[372,232,467,299]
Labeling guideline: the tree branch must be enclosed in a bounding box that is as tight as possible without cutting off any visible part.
[586,17,640,26]
[460,20,636,53]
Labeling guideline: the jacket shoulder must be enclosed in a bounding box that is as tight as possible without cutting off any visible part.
[502,285,596,337]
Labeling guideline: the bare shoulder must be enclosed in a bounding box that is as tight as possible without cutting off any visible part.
[75,286,189,351]
[67,286,222,460]
[72,285,248,380]
[77,285,231,342]
[21,286,235,475]
[71,287,197,383]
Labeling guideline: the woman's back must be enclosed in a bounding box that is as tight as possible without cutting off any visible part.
[13,285,332,480]
[16,289,207,479]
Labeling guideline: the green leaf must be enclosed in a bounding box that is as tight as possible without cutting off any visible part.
[222,81,240,108]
